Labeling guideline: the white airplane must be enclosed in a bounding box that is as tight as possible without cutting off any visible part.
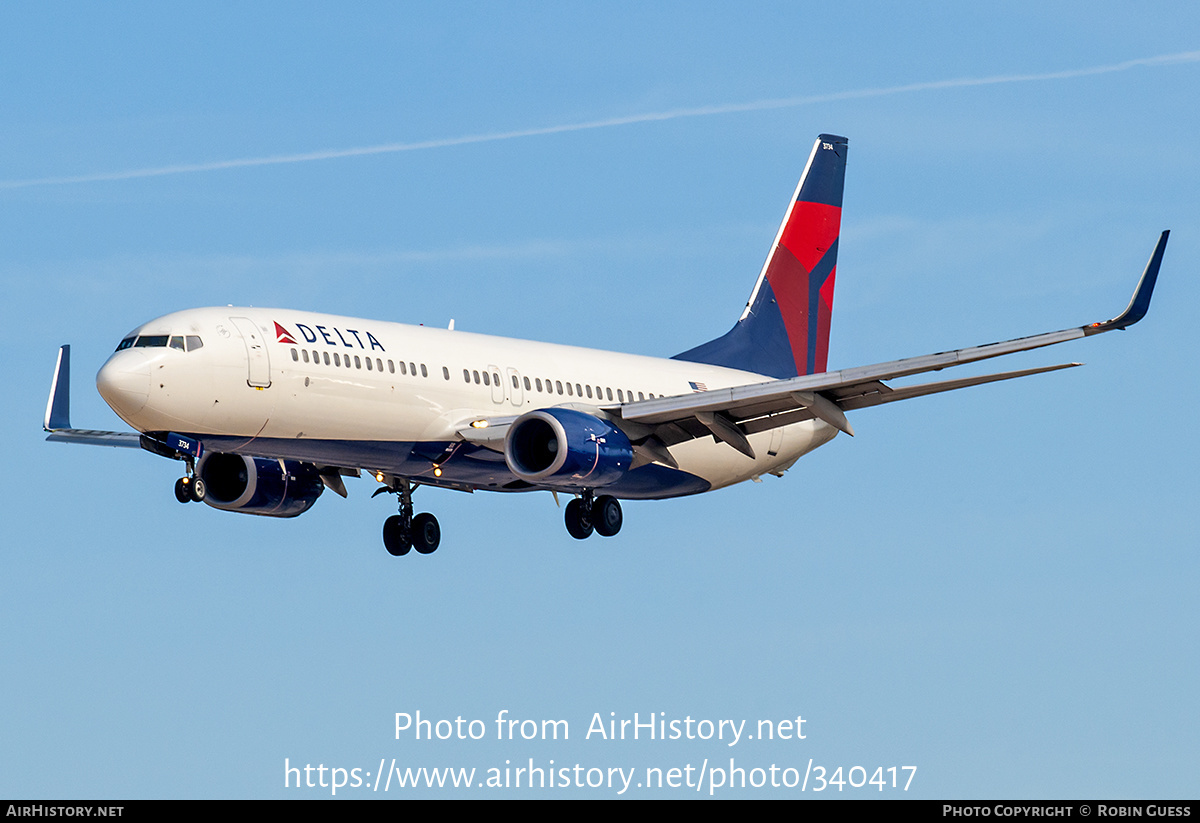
[43,134,1168,557]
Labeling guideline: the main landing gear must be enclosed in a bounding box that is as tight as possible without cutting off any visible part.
[173,459,206,504]
[564,490,622,540]
[379,478,440,557]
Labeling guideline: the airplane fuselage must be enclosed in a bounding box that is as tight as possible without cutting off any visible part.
[97,307,838,499]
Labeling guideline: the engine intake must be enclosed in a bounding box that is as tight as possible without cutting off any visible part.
[196,453,323,518]
[504,408,632,488]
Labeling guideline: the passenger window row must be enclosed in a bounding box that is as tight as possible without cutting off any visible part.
[290,347,432,378]
[466,368,661,403]
[464,368,503,387]
[289,346,667,403]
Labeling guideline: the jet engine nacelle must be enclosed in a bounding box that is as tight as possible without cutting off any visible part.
[196,452,323,518]
[504,408,633,489]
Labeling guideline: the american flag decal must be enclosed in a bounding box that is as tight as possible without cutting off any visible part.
[689,381,709,392]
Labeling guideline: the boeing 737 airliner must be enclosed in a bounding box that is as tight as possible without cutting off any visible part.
[43,135,1169,556]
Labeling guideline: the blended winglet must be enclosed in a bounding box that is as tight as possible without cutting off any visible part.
[44,345,72,431]
[1085,230,1169,334]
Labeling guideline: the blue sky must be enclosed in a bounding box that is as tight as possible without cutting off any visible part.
[2,3,1198,798]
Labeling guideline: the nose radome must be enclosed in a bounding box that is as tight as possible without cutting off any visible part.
[96,352,151,418]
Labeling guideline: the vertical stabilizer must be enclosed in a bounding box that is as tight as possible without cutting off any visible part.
[673,134,847,378]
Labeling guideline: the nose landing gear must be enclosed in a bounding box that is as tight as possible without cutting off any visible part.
[173,458,206,503]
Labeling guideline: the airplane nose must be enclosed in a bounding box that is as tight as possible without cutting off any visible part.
[96,352,151,417]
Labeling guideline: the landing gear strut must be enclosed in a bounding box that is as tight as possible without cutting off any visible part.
[380,478,440,557]
[564,490,622,539]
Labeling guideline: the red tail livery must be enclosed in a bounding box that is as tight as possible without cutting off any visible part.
[674,134,847,378]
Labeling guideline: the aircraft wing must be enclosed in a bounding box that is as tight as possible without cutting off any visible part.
[615,230,1168,459]
[46,429,142,447]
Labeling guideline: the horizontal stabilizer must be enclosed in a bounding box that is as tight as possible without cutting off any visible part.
[836,363,1082,411]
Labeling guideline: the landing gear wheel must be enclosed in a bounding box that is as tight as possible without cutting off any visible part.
[383,515,412,557]
[565,498,594,540]
[412,512,441,554]
[593,495,622,537]
[189,477,206,503]
[174,478,191,504]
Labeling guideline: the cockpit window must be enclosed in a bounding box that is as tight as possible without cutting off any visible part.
[116,334,204,352]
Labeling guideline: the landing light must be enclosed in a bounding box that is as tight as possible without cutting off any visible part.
[470,420,488,429]
[375,471,384,482]
[433,466,443,478]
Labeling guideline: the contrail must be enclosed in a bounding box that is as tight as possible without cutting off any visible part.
[3,49,1197,190]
